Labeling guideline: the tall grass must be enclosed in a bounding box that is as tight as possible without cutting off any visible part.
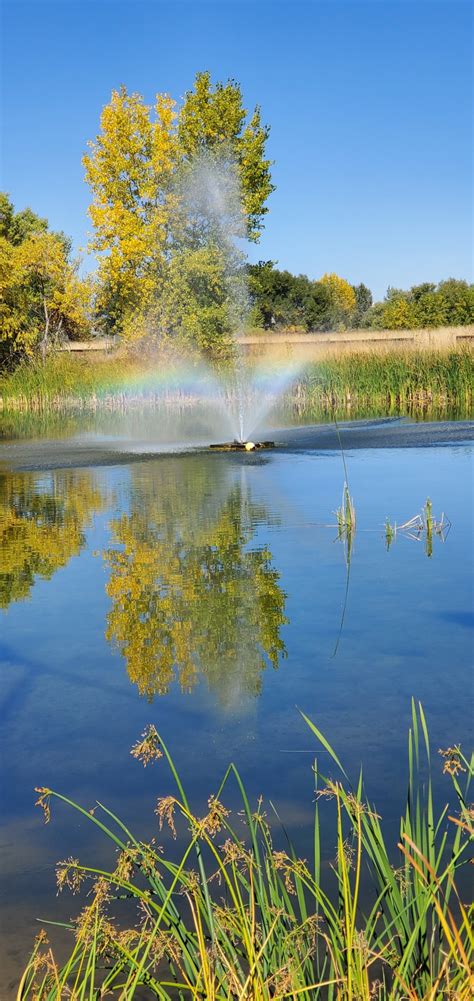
[0,346,472,417]
[19,703,473,999]
[0,354,134,411]
[296,347,473,416]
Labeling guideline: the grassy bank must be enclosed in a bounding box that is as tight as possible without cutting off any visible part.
[0,346,472,419]
[19,704,472,999]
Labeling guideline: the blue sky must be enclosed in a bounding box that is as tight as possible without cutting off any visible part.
[1,0,472,299]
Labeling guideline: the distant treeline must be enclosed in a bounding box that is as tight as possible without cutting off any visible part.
[247,263,474,333]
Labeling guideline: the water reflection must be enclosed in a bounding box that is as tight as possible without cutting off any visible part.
[0,471,105,608]
[103,459,288,703]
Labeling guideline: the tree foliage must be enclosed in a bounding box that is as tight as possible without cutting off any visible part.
[319,273,356,328]
[248,265,474,334]
[83,73,274,350]
[352,283,373,327]
[246,264,346,330]
[0,194,91,368]
[365,278,474,330]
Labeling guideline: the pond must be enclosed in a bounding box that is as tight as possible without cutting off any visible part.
[0,414,473,991]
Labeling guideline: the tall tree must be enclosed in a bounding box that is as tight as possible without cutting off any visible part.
[319,273,356,328]
[352,282,373,327]
[0,195,91,367]
[83,73,274,348]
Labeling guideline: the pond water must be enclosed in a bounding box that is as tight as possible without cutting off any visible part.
[0,415,473,991]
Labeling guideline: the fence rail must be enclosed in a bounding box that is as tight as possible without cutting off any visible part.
[61,325,473,356]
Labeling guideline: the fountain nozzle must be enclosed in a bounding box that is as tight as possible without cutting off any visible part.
[209,440,275,451]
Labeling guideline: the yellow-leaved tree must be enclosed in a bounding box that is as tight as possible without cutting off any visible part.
[319,273,356,329]
[0,193,92,367]
[83,73,273,350]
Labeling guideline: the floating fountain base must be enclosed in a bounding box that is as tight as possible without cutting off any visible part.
[209,440,275,451]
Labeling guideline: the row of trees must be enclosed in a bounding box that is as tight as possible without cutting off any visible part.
[248,264,474,332]
[247,264,373,331]
[1,72,473,368]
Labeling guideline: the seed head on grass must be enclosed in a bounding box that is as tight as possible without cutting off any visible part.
[439,745,467,777]
[199,795,230,837]
[112,848,135,884]
[219,838,248,866]
[34,786,52,824]
[56,858,86,895]
[155,795,177,838]
[130,724,162,766]
[336,838,356,870]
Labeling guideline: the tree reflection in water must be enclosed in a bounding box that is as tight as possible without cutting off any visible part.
[103,458,288,704]
[0,470,105,608]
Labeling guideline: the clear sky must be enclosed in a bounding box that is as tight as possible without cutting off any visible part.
[1,0,472,299]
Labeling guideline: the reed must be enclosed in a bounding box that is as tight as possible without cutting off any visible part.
[384,500,451,556]
[0,346,472,417]
[293,346,473,416]
[0,354,136,411]
[19,703,473,1000]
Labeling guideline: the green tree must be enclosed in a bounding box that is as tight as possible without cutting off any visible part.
[352,283,373,327]
[0,192,48,245]
[435,279,474,325]
[83,73,274,349]
[247,262,331,331]
[365,278,474,330]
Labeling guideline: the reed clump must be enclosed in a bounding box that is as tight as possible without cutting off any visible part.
[384,498,451,556]
[0,345,472,418]
[0,354,134,411]
[19,703,473,1000]
[294,346,473,416]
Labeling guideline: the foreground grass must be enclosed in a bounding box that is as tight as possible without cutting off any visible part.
[20,703,473,1000]
[0,347,472,418]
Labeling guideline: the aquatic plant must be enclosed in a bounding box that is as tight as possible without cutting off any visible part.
[19,703,473,999]
[383,499,451,557]
[294,346,473,417]
[1,345,472,419]
[335,483,356,538]
[334,483,356,566]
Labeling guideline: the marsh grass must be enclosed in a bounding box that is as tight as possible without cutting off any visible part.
[334,484,356,564]
[335,484,356,537]
[384,499,451,556]
[0,346,472,417]
[19,703,473,1000]
[293,346,473,417]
